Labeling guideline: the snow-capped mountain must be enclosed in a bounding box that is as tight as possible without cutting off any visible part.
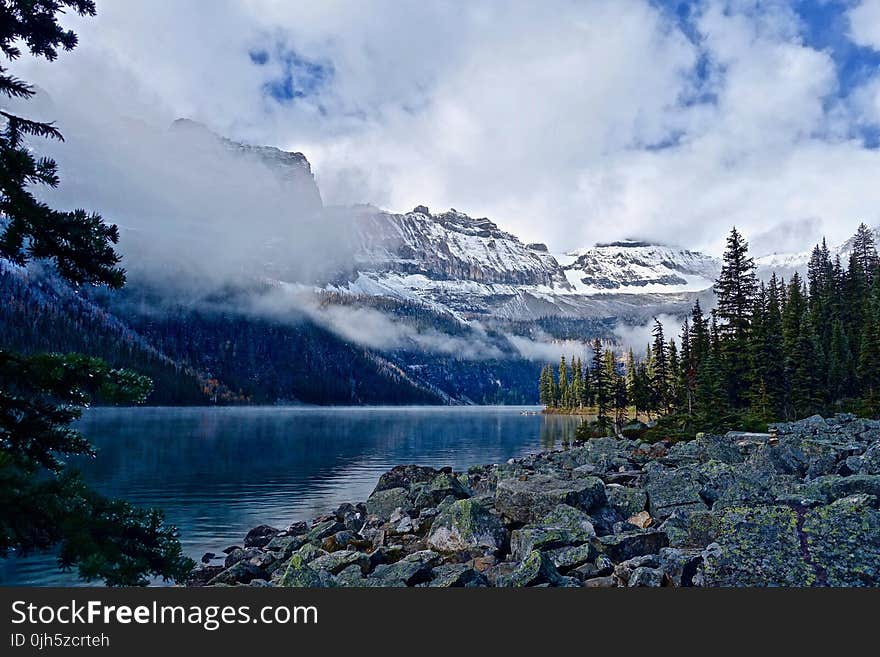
[322,205,716,321]
[557,240,720,295]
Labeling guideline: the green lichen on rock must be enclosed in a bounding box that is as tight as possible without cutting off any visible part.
[802,494,880,587]
[495,473,606,523]
[426,498,508,554]
[508,549,563,587]
[699,505,814,587]
[365,487,411,520]
[278,553,325,587]
[605,485,647,519]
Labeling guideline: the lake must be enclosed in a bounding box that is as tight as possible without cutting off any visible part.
[0,405,585,586]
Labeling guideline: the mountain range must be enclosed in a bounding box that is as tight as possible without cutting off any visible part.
[2,121,873,405]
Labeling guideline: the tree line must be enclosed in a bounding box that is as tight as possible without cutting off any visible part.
[540,224,880,434]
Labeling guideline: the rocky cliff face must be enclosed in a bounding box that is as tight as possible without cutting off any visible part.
[190,413,880,588]
[352,205,571,288]
[559,241,720,293]
[328,206,716,320]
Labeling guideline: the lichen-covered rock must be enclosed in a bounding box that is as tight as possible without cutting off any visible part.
[374,465,439,492]
[606,484,647,519]
[628,566,666,587]
[595,530,668,562]
[304,519,345,542]
[277,554,325,588]
[426,498,508,554]
[207,561,266,585]
[858,443,880,474]
[365,487,411,521]
[508,550,564,587]
[495,474,606,523]
[644,464,707,520]
[541,504,596,540]
[429,564,489,587]
[510,527,583,561]
[369,558,433,586]
[309,550,371,576]
[802,494,880,586]
[698,506,814,587]
[546,543,597,571]
[657,547,702,586]
[413,472,471,508]
[613,554,659,585]
[264,534,306,558]
[243,525,280,548]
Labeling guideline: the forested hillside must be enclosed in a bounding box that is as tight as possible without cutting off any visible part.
[0,264,210,404]
[540,224,880,435]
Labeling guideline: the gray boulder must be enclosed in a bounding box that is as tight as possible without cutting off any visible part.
[698,506,814,586]
[365,487,411,521]
[606,484,647,519]
[508,550,564,587]
[309,550,371,576]
[644,464,707,520]
[595,530,668,562]
[429,564,489,587]
[426,498,508,555]
[495,474,606,523]
[802,494,880,586]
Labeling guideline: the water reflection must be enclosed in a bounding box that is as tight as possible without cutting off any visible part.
[1,406,584,585]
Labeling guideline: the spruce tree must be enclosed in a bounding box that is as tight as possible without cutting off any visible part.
[539,364,554,406]
[651,318,669,413]
[679,317,695,416]
[714,227,758,406]
[571,356,583,409]
[591,338,610,432]
[0,1,191,585]
[827,319,852,402]
[851,223,878,285]
[782,275,820,418]
[558,355,569,408]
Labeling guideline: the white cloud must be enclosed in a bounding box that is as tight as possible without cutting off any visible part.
[10,0,880,265]
[849,0,880,50]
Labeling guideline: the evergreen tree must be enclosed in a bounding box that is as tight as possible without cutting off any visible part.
[694,353,730,431]
[858,281,880,412]
[714,227,758,406]
[679,317,695,416]
[668,338,680,409]
[827,319,852,402]
[591,338,610,432]
[538,364,554,406]
[0,2,192,585]
[570,356,583,408]
[558,355,569,408]
[651,318,669,413]
[782,275,820,418]
[851,223,878,286]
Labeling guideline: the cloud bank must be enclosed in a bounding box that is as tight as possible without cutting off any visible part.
[11,0,880,259]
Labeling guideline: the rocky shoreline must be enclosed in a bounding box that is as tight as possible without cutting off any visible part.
[188,414,880,587]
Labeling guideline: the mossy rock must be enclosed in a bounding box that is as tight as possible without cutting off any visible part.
[426,498,508,554]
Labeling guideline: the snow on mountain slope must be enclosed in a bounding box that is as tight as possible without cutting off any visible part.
[755,226,880,280]
[351,205,571,288]
[557,240,720,294]
[324,207,717,320]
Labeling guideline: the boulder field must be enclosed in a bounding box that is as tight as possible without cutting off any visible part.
[189,414,880,587]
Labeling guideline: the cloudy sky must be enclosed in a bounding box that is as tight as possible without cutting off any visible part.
[14,0,880,256]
